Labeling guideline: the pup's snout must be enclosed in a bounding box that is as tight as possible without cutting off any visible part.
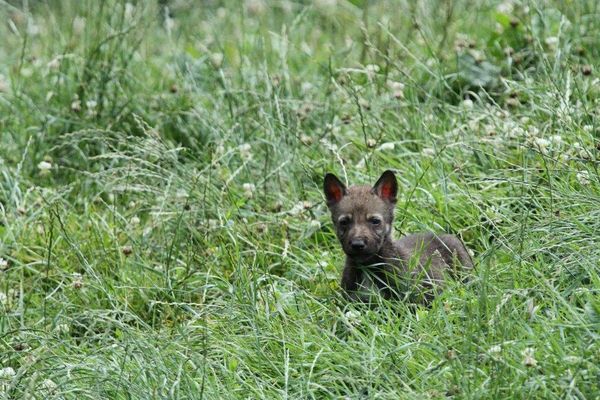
[350,238,366,251]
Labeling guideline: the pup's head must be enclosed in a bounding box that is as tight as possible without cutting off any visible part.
[323,170,397,260]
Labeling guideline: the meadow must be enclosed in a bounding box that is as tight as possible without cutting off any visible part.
[1,0,599,398]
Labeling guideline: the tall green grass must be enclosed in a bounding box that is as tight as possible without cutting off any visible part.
[1,0,599,398]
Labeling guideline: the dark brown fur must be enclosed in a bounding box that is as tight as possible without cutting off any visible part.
[324,170,473,303]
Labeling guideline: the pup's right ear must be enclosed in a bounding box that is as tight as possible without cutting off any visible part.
[324,173,347,207]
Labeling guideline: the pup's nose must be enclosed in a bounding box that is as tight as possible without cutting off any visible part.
[350,238,366,250]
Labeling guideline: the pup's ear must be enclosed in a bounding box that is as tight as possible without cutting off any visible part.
[323,173,347,207]
[372,170,397,203]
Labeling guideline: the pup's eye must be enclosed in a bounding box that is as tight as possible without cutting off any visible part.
[339,217,351,227]
[368,217,382,226]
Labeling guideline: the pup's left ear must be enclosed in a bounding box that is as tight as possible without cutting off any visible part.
[372,170,397,203]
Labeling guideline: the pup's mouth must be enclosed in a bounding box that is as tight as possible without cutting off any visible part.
[344,247,377,260]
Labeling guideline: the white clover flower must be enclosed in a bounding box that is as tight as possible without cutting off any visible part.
[365,64,380,79]
[86,100,98,116]
[124,3,136,21]
[533,137,550,154]
[282,238,290,258]
[505,122,525,138]
[27,21,40,36]
[484,125,497,137]
[315,0,337,8]
[522,347,537,367]
[42,378,57,392]
[54,323,70,335]
[515,125,528,139]
[122,245,133,256]
[461,99,474,109]
[71,99,81,112]
[300,41,313,55]
[378,142,395,151]
[243,183,255,198]
[239,143,253,160]
[153,264,164,272]
[72,16,86,35]
[563,355,583,364]
[164,15,175,33]
[300,134,313,145]
[72,273,83,289]
[387,80,405,98]
[495,109,509,119]
[496,1,514,14]
[319,138,338,151]
[0,367,16,379]
[576,171,590,185]
[210,53,224,68]
[579,148,590,160]
[393,89,404,99]
[445,128,462,140]
[47,57,60,70]
[344,310,361,327]
[387,80,405,92]
[526,298,538,320]
[245,0,266,15]
[573,143,590,159]
[20,68,33,78]
[358,98,370,110]
[326,123,341,134]
[0,258,8,271]
[0,292,7,305]
[216,7,227,18]
[309,220,321,230]
[422,147,435,157]
[545,36,559,47]
[467,119,479,131]
[0,74,9,92]
[176,189,189,199]
[301,81,313,93]
[37,161,52,173]
[130,216,140,226]
[488,344,502,354]
[289,201,306,215]
[582,125,593,133]
[549,135,562,145]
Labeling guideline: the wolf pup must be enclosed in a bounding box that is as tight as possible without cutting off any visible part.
[324,170,473,303]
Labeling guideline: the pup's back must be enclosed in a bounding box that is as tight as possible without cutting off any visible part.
[394,233,473,298]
